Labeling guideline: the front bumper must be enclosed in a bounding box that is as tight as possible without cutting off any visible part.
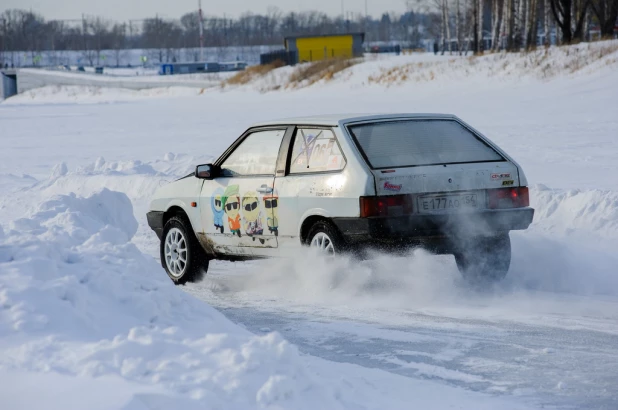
[147,211,165,239]
[332,207,534,251]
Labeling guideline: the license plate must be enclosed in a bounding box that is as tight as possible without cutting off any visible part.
[419,194,478,213]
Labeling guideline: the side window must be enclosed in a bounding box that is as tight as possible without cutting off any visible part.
[220,129,285,177]
[289,128,346,174]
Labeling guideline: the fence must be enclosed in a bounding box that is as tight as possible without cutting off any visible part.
[0,45,281,69]
[260,50,297,66]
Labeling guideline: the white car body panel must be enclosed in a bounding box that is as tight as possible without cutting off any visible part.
[148,176,203,233]
[371,162,521,197]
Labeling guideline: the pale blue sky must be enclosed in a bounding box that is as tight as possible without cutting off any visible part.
[1,0,412,20]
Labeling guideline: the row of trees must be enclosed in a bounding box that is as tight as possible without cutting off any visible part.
[430,0,617,55]
[0,2,616,66]
[0,7,430,66]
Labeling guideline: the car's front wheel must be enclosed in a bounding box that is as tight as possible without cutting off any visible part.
[454,233,511,284]
[161,215,209,285]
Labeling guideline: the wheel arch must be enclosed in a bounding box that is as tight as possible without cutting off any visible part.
[299,214,340,244]
[160,198,202,235]
[164,205,191,226]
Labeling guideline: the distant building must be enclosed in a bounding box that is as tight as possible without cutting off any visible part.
[159,61,247,75]
[284,33,365,63]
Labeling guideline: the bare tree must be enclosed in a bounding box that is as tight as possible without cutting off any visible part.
[590,0,618,38]
[544,0,551,46]
[110,23,127,66]
[435,0,452,54]
[180,11,200,49]
[549,0,590,43]
[477,0,484,53]
[491,0,503,51]
[525,0,539,49]
[499,0,516,50]
[142,16,182,63]
[90,16,110,65]
[445,0,452,54]
[455,0,464,53]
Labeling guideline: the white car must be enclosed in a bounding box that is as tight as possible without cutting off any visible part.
[147,114,534,284]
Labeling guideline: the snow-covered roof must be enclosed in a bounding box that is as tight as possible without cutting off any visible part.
[250,113,457,127]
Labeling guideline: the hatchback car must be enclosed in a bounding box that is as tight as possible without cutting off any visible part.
[147,114,534,284]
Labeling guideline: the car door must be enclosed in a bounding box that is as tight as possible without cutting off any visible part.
[274,126,348,249]
[199,127,288,256]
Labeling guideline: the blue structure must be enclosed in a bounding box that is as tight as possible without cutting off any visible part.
[159,61,247,75]
[1,70,17,99]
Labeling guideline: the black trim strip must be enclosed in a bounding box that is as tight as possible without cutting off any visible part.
[371,159,506,170]
[146,211,165,239]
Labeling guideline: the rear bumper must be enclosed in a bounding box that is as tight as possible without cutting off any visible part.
[332,207,534,252]
[147,211,165,239]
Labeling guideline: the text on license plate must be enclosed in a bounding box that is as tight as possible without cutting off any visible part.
[419,194,478,212]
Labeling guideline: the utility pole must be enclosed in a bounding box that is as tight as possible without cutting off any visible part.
[1,18,5,62]
[81,13,87,53]
[198,0,204,61]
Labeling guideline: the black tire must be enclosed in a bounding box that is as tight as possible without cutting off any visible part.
[306,220,347,255]
[160,215,209,285]
[454,233,511,284]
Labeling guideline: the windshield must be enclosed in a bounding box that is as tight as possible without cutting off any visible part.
[348,119,504,169]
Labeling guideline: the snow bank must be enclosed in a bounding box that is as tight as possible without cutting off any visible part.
[0,189,530,409]
[360,40,618,87]
[8,41,617,102]
[531,184,618,238]
[0,189,332,408]
[2,85,206,105]
[223,40,618,92]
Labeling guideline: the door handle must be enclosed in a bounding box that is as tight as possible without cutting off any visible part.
[257,185,273,194]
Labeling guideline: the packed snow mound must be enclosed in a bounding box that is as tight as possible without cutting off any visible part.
[531,184,618,238]
[363,40,618,87]
[1,189,530,409]
[221,40,618,92]
[0,190,302,407]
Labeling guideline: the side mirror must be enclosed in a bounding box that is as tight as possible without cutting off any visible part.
[195,164,218,179]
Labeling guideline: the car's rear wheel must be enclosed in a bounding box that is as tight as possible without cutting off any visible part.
[307,221,345,255]
[454,233,511,284]
[161,215,209,285]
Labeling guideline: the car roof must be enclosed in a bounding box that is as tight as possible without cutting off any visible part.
[249,113,458,128]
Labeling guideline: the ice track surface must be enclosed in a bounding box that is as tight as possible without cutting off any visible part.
[183,242,618,410]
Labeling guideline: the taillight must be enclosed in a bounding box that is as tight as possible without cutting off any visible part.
[360,195,413,217]
[487,187,529,209]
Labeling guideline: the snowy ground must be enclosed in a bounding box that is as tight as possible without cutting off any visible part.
[1,42,618,409]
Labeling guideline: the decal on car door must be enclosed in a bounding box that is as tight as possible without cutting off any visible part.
[222,184,242,237]
[211,187,225,233]
[242,190,265,243]
[263,189,279,236]
[205,181,279,251]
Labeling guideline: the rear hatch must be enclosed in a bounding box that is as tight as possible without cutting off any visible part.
[348,118,523,214]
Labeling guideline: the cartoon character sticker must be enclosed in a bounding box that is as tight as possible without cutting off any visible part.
[222,184,242,237]
[211,187,225,233]
[242,190,265,243]
[262,190,279,236]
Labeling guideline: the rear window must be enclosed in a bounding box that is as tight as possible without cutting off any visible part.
[348,119,503,169]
